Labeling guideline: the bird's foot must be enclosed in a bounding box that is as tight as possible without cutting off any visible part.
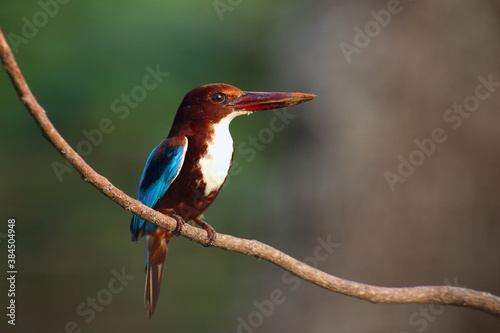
[194,218,217,247]
[169,214,185,236]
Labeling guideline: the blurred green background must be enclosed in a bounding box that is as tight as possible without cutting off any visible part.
[1,1,500,333]
[0,1,315,332]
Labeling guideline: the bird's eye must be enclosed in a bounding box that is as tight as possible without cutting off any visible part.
[211,92,226,103]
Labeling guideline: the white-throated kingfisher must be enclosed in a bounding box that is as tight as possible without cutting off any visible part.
[130,83,316,318]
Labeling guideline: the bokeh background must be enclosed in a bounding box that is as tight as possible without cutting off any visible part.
[1,1,499,332]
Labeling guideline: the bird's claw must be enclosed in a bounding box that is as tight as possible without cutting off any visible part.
[203,228,217,247]
[170,215,185,236]
[194,218,217,247]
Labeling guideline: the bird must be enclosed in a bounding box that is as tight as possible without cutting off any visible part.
[130,83,316,318]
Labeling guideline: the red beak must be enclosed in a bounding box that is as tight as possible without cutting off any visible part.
[229,91,316,111]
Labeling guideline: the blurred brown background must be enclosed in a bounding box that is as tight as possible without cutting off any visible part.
[269,1,500,332]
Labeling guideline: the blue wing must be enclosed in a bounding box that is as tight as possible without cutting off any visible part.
[130,136,188,242]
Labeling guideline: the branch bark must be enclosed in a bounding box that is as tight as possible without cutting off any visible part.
[1,27,499,318]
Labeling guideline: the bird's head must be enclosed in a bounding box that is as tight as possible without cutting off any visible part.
[170,83,316,134]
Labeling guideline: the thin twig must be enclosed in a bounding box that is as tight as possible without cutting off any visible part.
[1,27,499,318]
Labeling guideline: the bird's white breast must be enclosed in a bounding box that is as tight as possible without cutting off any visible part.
[197,118,234,196]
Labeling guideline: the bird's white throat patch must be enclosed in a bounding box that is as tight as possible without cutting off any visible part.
[197,112,248,196]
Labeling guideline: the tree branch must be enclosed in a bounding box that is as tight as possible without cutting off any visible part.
[1,27,499,318]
